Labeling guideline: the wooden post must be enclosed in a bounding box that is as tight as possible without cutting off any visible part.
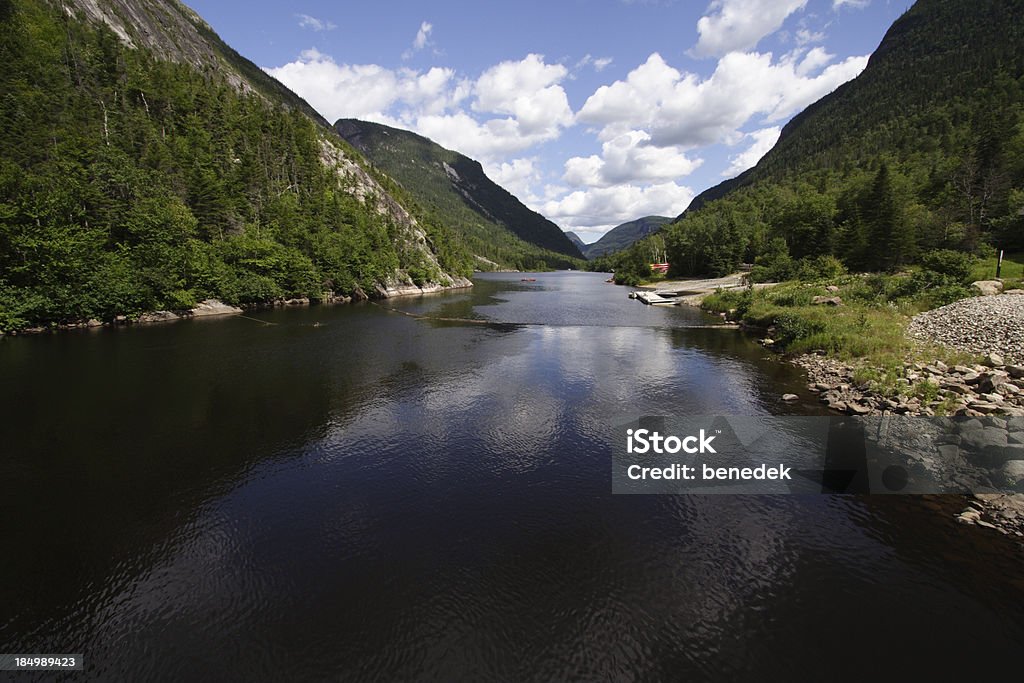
[996,249,1003,279]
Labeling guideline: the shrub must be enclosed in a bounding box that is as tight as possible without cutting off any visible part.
[920,249,975,283]
[749,238,794,283]
[795,254,848,280]
[773,311,827,347]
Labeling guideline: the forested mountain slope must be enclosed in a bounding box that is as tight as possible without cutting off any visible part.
[0,0,474,331]
[609,0,1024,281]
[336,119,584,270]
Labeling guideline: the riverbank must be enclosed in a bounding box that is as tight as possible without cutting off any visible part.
[0,277,473,336]
[693,276,1024,538]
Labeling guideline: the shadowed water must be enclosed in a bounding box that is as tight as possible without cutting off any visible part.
[1,272,1022,681]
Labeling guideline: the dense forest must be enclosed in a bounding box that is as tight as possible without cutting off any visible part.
[0,0,473,331]
[595,0,1024,284]
[336,119,584,271]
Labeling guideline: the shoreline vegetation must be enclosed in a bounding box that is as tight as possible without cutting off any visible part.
[0,277,473,336]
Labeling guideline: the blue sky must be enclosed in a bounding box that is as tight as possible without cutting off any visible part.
[186,0,905,242]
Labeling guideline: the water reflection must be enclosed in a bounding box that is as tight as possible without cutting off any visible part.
[1,272,1022,680]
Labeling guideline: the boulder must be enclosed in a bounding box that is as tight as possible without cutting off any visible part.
[191,299,243,317]
[999,460,1024,490]
[782,393,799,402]
[811,296,843,306]
[137,310,180,324]
[971,280,1004,296]
[978,371,1009,394]
[983,352,1005,367]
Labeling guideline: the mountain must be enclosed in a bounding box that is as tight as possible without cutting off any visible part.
[0,0,473,332]
[335,119,584,270]
[681,0,1024,222]
[565,231,587,252]
[580,216,672,259]
[636,0,1024,279]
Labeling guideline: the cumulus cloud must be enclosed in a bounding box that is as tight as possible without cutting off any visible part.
[692,0,808,58]
[564,130,702,187]
[269,50,573,163]
[296,14,336,32]
[472,54,573,136]
[265,50,465,122]
[722,126,781,177]
[541,182,694,236]
[486,158,542,203]
[577,49,867,149]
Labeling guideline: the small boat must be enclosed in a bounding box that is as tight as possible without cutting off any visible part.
[520,278,537,282]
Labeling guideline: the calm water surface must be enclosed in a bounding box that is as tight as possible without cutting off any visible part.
[1,272,1022,681]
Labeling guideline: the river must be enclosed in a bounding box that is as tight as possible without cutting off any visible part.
[1,271,1022,680]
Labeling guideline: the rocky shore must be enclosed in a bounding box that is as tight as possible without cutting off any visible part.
[908,291,1024,362]
[795,354,1024,418]
[789,291,1024,539]
[1,278,475,336]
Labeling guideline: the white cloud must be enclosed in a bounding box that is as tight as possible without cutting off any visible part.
[267,51,572,163]
[296,14,336,32]
[403,21,435,60]
[541,182,694,235]
[564,130,702,187]
[473,54,573,137]
[692,0,808,58]
[833,0,870,9]
[486,158,542,203]
[414,21,432,49]
[795,46,834,76]
[722,126,781,177]
[574,54,614,74]
[577,50,867,149]
[794,28,826,46]
[265,50,464,123]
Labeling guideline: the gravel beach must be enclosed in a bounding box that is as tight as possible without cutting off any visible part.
[908,291,1024,363]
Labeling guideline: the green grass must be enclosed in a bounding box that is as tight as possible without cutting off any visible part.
[970,251,1024,282]
[701,274,981,369]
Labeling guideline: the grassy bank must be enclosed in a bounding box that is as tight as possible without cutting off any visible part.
[701,271,1023,405]
[705,252,1023,354]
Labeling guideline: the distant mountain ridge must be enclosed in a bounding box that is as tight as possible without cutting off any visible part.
[336,119,584,269]
[565,232,587,252]
[577,216,672,259]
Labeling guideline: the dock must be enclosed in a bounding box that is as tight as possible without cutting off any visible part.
[633,291,678,306]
